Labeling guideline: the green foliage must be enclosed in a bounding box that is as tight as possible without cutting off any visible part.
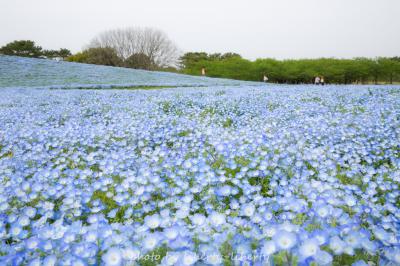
[0,40,71,59]
[331,250,379,266]
[305,222,322,232]
[293,213,308,225]
[160,101,172,113]
[223,118,233,128]
[179,52,241,69]
[42,48,72,59]
[273,251,297,266]
[125,53,155,70]
[219,238,234,266]
[90,190,118,211]
[0,144,13,159]
[184,57,259,81]
[66,47,122,66]
[66,52,90,63]
[180,52,400,84]
[0,40,42,57]
[234,156,251,166]
[212,156,225,169]
[0,151,12,159]
[177,130,191,137]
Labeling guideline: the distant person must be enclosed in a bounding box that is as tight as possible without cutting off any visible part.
[314,76,321,85]
[320,77,325,85]
[201,67,206,76]
[263,75,269,83]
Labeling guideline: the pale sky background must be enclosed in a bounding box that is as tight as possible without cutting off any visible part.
[1,0,399,60]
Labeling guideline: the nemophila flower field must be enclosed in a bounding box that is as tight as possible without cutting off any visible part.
[0,84,400,266]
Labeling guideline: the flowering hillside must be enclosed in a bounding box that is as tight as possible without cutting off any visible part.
[0,56,256,89]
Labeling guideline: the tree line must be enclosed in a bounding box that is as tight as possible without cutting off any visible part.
[180,52,400,84]
[1,32,400,84]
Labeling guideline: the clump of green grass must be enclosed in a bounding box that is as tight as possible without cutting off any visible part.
[90,190,118,212]
[215,90,226,96]
[177,130,191,137]
[324,249,379,266]
[304,222,322,232]
[160,101,171,113]
[273,251,297,266]
[223,118,233,128]
[234,156,251,167]
[248,175,271,197]
[292,213,308,225]
[301,97,322,103]
[267,102,280,111]
[0,144,13,159]
[219,237,234,266]
[200,107,217,118]
[352,106,366,114]
[212,156,225,169]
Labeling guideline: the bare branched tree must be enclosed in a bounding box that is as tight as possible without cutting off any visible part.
[88,27,179,69]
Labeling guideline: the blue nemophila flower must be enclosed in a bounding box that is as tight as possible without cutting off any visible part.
[164,226,180,240]
[216,185,232,197]
[10,225,23,237]
[25,237,40,250]
[298,238,320,259]
[240,203,256,217]
[345,232,363,249]
[23,207,37,218]
[144,214,161,229]
[121,246,140,261]
[260,240,277,256]
[352,260,369,266]
[209,212,226,227]
[143,233,161,250]
[179,250,199,266]
[102,247,122,266]
[191,213,206,226]
[42,255,57,266]
[273,230,297,250]
[314,249,333,266]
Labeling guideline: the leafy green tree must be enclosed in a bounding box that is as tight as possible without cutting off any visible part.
[42,49,57,58]
[220,53,242,60]
[58,48,72,59]
[378,57,399,84]
[43,49,71,59]
[179,52,209,69]
[179,52,243,70]
[66,51,90,63]
[0,40,42,57]
[67,47,122,66]
[86,47,122,66]
[125,53,154,70]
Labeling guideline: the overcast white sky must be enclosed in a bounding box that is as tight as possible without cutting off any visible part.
[1,0,399,60]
